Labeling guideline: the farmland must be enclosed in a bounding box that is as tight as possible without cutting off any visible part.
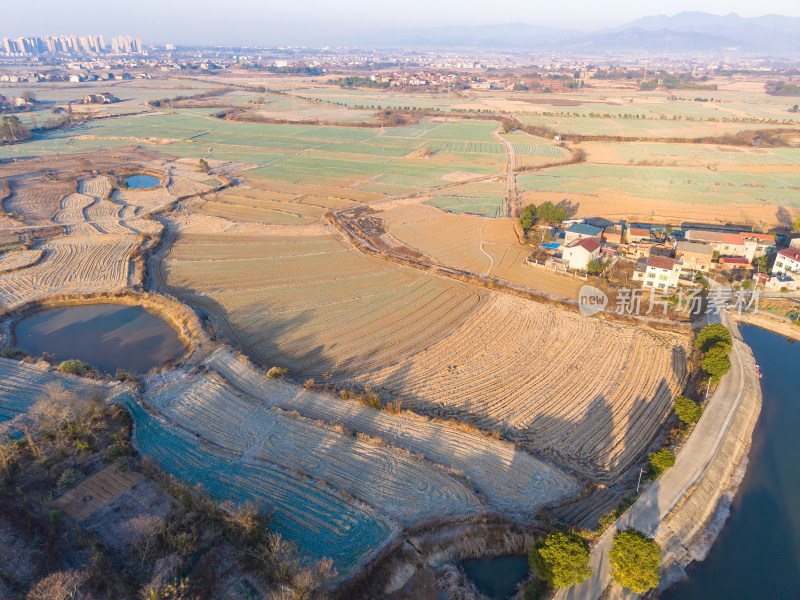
[356,294,689,481]
[158,229,487,378]
[0,358,105,422]
[3,72,792,590]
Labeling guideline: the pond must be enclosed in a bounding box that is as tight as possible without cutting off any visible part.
[661,325,800,599]
[123,174,160,189]
[461,555,530,599]
[14,304,185,374]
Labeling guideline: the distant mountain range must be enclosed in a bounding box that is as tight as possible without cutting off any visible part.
[363,12,800,55]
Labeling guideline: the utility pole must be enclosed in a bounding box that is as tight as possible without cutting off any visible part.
[636,467,644,495]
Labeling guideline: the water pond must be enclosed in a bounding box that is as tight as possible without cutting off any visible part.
[461,555,530,599]
[15,304,185,373]
[123,174,160,189]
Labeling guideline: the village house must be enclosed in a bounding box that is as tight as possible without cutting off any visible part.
[562,238,601,271]
[719,256,750,270]
[602,225,624,245]
[564,223,602,244]
[82,92,119,104]
[772,247,800,276]
[636,255,682,291]
[675,240,713,272]
[626,227,652,244]
[684,230,775,261]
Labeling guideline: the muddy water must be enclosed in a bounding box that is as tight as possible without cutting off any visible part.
[15,304,184,373]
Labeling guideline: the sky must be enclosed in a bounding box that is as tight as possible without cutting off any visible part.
[3,0,800,45]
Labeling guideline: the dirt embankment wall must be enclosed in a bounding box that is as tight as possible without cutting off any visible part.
[655,324,762,586]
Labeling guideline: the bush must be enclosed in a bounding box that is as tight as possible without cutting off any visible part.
[695,323,732,354]
[58,359,98,378]
[56,467,82,490]
[648,448,676,477]
[586,260,605,274]
[528,531,592,589]
[702,344,732,382]
[267,366,288,379]
[609,528,661,593]
[674,396,702,425]
[0,348,27,359]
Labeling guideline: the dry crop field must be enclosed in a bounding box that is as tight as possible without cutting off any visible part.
[159,228,487,378]
[355,294,690,481]
[129,348,579,575]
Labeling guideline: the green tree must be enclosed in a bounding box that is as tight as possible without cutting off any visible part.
[674,396,702,425]
[519,204,538,230]
[648,448,676,477]
[609,529,661,593]
[536,201,568,224]
[528,531,592,589]
[793,218,800,233]
[695,323,732,354]
[702,345,732,382]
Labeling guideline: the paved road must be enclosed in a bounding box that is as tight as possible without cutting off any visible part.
[555,309,754,600]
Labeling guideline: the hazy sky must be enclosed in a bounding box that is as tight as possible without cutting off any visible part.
[3,0,800,45]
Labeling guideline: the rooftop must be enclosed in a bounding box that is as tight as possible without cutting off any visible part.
[676,240,713,256]
[566,223,602,237]
[778,247,800,261]
[647,255,676,270]
[567,238,601,253]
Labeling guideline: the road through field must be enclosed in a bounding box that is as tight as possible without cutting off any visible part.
[556,311,757,600]
[492,129,517,217]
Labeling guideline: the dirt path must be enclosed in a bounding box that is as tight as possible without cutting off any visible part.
[492,129,517,217]
[479,222,494,276]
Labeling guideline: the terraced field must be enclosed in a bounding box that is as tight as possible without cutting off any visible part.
[0,359,105,422]
[145,372,483,523]
[204,347,580,515]
[0,250,42,273]
[3,179,76,221]
[125,396,394,575]
[160,230,486,378]
[356,294,690,481]
[0,235,138,308]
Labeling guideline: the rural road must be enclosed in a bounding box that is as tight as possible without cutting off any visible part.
[492,129,517,217]
[555,308,755,600]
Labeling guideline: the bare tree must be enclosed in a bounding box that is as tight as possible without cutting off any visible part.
[26,570,88,600]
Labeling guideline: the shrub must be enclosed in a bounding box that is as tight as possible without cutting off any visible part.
[674,396,702,424]
[695,323,732,354]
[56,467,82,490]
[267,366,288,379]
[0,348,27,359]
[609,528,661,593]
[648,448,676,477]
[57,359,98,378]
[529,531,592,589]
[303,379,315,390]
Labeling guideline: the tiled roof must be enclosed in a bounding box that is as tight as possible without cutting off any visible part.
[778,247,800,262]
[568,238,601,253]
[647,255,676,270]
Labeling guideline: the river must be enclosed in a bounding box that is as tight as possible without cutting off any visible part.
[662,324,800,599]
